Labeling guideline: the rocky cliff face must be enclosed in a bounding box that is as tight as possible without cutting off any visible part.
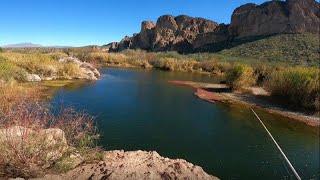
[229,0,320,38]
[109,0,319,53]
[111,15,219,53]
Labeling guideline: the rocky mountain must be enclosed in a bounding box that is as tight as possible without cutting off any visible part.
[109,0,319,53]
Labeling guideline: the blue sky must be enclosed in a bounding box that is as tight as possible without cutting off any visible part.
[0,0,266,46]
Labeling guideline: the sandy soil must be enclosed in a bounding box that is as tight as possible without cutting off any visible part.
[169,80,320,127]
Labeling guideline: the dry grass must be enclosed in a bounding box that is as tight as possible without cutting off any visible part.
[266,67,320,111]
[0,52,85,82]
[0,83,100,178]
[225,64,256,90]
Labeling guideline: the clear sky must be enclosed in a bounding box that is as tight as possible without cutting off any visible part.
[0,0,267,47]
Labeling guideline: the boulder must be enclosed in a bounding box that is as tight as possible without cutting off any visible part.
[58,57,101,80]
[26,73,41,82]
[0,126,68,162]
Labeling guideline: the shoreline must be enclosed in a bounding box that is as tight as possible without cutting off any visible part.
[169,80,320,127]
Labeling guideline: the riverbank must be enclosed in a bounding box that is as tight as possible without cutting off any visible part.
[0,79,218,179]
[169,80,320,127]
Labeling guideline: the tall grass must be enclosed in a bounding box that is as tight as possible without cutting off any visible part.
[0,52,87,82]
[266,67,320,111]
[225,64,256,90]
[0,59,27,82]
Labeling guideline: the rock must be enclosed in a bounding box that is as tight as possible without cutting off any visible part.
[110,14,218,53]
[0,126,68,162]
[110,0,319,53]
[33,150,218,180]
[193,24,230,50]
[229,0,320,38]
[58,57,100,80]
[138,21,156,49]
[26,73,41,82]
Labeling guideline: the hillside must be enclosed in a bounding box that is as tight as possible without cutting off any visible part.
[217,33,319,65]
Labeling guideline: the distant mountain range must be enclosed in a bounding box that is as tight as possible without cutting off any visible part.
[2,43,43,48]
[1,43,72,48]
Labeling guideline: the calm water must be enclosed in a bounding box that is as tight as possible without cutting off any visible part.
[51,68,320,179]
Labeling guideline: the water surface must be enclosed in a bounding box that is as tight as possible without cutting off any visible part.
[51,68,319,179]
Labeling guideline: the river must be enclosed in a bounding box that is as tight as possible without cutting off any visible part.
[51,67,319,179]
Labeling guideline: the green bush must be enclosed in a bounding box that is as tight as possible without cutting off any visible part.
[226,64,256,90]
[266,67,320,111]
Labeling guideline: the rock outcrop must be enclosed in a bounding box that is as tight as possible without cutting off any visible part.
[33,150,218,180]
[24,57,101,82]
[110,15,219,53]
[229,0,320,38]
[109,0,319,53]
[59,57,101,80]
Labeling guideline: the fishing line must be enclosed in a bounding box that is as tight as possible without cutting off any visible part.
[251,108,301,180]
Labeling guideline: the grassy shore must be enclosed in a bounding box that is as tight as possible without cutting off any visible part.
[0,51,86,82]
[1,47,319,112]
[68,49,319,112]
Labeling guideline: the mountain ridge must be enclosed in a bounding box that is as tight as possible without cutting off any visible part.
[109,0,319,53]
[2,43,43,48]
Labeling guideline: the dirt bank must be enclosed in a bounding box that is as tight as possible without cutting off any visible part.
[169,80,320,127]
[31,150,218,180]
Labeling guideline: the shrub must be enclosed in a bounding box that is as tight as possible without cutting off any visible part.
[0,84,99,178]
[226,64,256,90]
[57,62,81,78]
[266,67,320,111]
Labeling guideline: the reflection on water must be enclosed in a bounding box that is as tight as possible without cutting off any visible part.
[51,68,320,179]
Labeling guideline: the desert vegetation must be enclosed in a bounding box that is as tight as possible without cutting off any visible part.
[266,67,320,111]
[0,83,102,178]
[0,50,99,82]
[218,33,319,66]
[70,49,319,112]
[1,46,319,112]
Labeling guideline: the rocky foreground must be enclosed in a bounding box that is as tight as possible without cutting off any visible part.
[109,0,319,53]
[32,151,218,180]
[1,126,217,180]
